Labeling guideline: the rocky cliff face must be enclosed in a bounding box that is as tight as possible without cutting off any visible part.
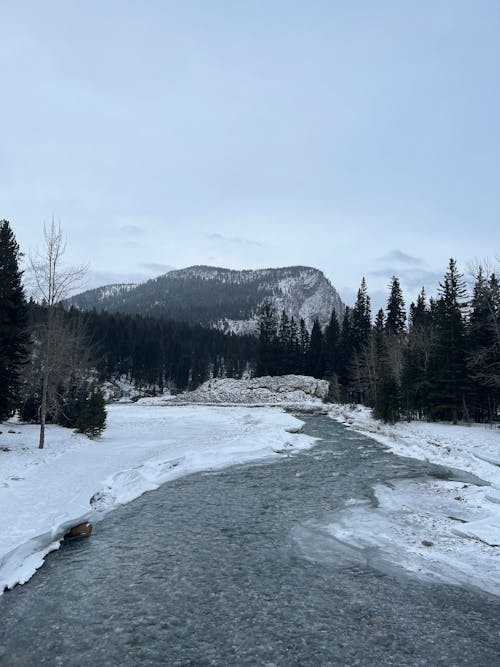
[68,265,344,332]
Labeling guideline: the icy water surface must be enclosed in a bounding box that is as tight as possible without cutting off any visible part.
[1,414,499,666]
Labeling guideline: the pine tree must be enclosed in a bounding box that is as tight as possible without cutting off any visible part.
[0,220,28,421]
[385,276,406,336]
[298,319,310,374]
[428,259,468,423]
[337,307,354,391]
[76,388,106,438]
[467,269,500,421]
[401,289,433,419]
[372,308,400,423]
[324,309,340,377]
[256,302,278,376]
[308,318,324,378]
[352,277,371,351]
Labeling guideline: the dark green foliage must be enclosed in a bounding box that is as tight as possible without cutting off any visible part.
[352,277,371,351]
[428,259,468,423]
[401,289,433,418]
[337,307,354,388]
[255,304,322,377]
[58,306,256,393]
[67,266,345,329]
[385,276,406,336]
[323,309,340,378]
[374,375,401,424]
[256,302,279,376]
[308,319,324,379]
[466,270,500,422]
[0,220,28,421]
[76,389,106,438]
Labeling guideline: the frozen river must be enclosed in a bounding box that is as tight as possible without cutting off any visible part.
[0,415,499,665]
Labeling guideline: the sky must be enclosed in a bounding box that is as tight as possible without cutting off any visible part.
[1,0,499,311]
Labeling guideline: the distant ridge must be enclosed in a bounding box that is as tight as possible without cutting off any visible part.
[68,265,344,333]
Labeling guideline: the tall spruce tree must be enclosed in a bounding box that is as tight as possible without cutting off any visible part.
[352,277,371,351]
[467,269,500,421]
[0,220,28,421]
[428,259,468,423]
[256,302,278,376]
[385,276,406,336]
[77,388,106,438]
[308,318,324,378]
[324,309,340,378]
[401,289,433,418]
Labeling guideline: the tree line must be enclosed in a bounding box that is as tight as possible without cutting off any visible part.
[0,220,257,444]
[255,260,499,424]
[2,218,498,434]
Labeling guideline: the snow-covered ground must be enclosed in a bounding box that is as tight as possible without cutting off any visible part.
[0,404,314,594]
[329,404,500,596]
[2,379,500,600]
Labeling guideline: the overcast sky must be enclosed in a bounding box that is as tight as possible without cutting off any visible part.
[1,1,499,311]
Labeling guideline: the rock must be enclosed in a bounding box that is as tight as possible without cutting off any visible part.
[66,521,93,538]
[421,540,434,547]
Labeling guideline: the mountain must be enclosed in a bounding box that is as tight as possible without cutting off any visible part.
[68,265,344,333]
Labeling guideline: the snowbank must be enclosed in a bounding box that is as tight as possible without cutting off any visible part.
[173,375,330,407]
[0,404,314,593]
[327,404,500,596]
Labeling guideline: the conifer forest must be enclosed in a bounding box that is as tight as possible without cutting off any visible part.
[1,219,499,430]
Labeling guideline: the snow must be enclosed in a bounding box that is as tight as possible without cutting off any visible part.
[173,374,330,407]
[328,404,500,596]
[0,404,315,594]
[3,378,500,599]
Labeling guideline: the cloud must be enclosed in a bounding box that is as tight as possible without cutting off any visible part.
[207,233,263,248]
[119,224,144,235]
[379,250,423,266]
[368,267,443,292]
[140,262,174,274]
[84,270,148,289]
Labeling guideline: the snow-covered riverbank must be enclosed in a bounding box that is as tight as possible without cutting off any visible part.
[0,404,314,594]
[2,391,500,599]
[329,404,500,596]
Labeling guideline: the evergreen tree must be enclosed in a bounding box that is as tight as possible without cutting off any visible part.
[372,308,400,423]
[385,276,406,336]
[323,309,340,377]
[308,318,324,378]
[298,318,310,374]
[467,269,500,421]
[288,316,301,374]
[256,302,278,376]
[0,220,28,421]
[76,388,106,438]
[401,289,433,419]
[352,277,371,351]
[277,310,291,374]
[428,259,468,423]
[337,307,354,391]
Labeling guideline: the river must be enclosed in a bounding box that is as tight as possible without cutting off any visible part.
[0,414,499,666]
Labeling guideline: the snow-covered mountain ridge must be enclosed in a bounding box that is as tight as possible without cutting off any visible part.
[68,265,344,332]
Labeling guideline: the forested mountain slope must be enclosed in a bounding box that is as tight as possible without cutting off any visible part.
[68,265,344,332]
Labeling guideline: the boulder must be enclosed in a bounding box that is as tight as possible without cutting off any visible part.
[66,521,93,538]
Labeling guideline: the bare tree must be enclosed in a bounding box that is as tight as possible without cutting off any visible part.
[29,219,87,449]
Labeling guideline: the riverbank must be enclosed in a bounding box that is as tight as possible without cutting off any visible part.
[2,397,500,598]
[328,404,500,596]
[0,404,315,594]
